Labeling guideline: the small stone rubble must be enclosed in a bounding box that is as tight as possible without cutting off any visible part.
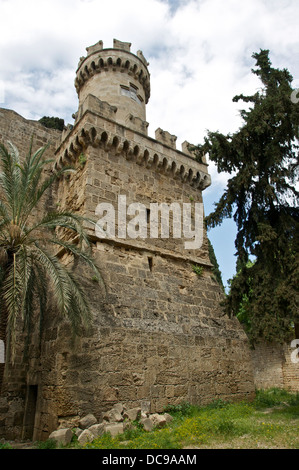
[49,402,173,446]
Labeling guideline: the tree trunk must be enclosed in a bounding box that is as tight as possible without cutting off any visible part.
[0,321,6,393]
[0,305,7,393]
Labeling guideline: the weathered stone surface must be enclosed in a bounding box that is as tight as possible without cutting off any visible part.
[74,427,83,437]
[79,414,97,429]
[88,423,106,438]
[78,429,95,445]
[112,403,125,415]
[103,409,123,423]
[140,417,154,432]
[150,413,167,428]
[123,407,141,422]
[141,400,151,416]
[49,428,73,446]
[105,423,124,437]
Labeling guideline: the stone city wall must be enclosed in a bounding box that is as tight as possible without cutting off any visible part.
[251,341,299,392]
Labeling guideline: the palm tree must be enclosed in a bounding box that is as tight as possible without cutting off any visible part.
[0,139,101,371]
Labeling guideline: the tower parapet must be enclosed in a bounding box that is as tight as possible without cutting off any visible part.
[75,39,150,128]
[57,39,211,192]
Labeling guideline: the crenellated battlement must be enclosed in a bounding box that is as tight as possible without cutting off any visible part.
[75,39,150,126]
[75,49,150,100]
[79,39,149,68]
[55,97,210,191]
[155,128,177,149]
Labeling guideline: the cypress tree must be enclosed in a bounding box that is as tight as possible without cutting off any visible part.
[197,50,299,344]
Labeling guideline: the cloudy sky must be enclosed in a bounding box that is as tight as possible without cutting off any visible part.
[0,0,298,288]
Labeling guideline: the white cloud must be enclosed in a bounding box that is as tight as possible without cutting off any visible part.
[0,0,298,283]
[1,0,297,134]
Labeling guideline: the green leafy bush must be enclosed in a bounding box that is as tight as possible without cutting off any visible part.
[192,265,203,277]
[39,116,64,131]
[164,401,195,418]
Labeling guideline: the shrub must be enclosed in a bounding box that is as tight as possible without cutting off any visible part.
[36,438,57,449]
[39,116,64,131]
[0,442,12,449]
[192,265,203,277]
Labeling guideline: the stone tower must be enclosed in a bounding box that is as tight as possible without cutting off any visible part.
[0,39,255,441]
[75,39,150,127]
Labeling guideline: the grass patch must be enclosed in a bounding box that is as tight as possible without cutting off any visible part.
[5,388,299,450]
[254,388,299,408]
[36,438,57,449]
[84,388,299,450]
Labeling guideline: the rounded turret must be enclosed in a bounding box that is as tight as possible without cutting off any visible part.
[75,39,150,127]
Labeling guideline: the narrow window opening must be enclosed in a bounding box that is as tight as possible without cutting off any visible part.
[148,256,153,272]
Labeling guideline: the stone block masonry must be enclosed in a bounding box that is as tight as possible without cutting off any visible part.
[0,39,257,442]
[251,342,299,392]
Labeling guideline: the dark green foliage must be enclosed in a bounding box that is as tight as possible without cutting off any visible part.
[39,116,64,131]
[205,398,229,410]
[195,50,299,343]
[164,401,195,418]
[208,238,224,290]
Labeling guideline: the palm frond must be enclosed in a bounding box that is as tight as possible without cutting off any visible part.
[22,260,36,360]
[26,210,95,247]
[2,253,24,360]
[31,243,92,334]
[16,141,50,224]
[48,238,105,289]
[0,142,22,221]
[60,268,92,334]
[32,261,48,349]
[0,140,99,362]
[31,244,71,316]
[0,199,11,224]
